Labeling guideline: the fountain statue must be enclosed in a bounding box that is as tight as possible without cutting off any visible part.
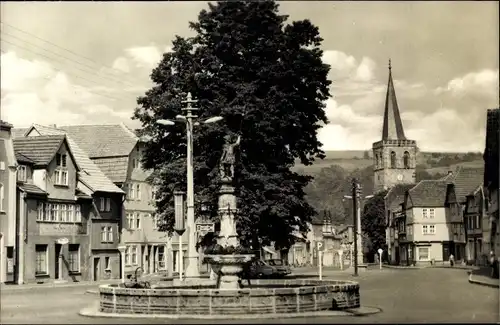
[88,133,365,319]
[204,134,255,289]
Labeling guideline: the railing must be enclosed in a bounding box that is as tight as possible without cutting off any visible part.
[372,139,417,148]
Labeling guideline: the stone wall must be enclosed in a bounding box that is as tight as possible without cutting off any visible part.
[99,279,360,315]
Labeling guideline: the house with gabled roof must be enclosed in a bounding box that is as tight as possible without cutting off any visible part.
[13,124,125,283]
[0,120,18,284]
[443,166,484,264]
[384,184,415,264]
[399,180,468,266]
[464,185,489,264]
[12,135,97,283]
[39,123,185,277]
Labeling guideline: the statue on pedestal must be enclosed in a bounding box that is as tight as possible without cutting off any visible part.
[219,134,241,182]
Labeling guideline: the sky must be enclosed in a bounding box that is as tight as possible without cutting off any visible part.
[0,1,498,152]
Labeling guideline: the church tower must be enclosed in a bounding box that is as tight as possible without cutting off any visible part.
[373,60,417,193]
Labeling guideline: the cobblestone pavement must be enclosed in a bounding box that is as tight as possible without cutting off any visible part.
[1,268,498,324]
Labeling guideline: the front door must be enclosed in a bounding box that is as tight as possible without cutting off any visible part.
[93,257,100,281]
[442,243,450,261]
[55,244,62,279]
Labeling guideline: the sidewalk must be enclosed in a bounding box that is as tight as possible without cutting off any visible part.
[1,279,121,292]
[468,268,499,288]
[383,264,478,271]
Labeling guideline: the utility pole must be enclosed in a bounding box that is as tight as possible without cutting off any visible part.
[182,93,200,278]
[157,93,223,279]
[345,178,372,276]
[351,178,359,277]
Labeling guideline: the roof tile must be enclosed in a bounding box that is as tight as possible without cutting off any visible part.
[386,183,416,211]
[15,152,35,164]
[59,124,137,158]
[446,166,484,203]
[408,180,448,207]
[93,157,129,183]
[13,135,65,166]
[26,124,124,194]
[18,183,47,195]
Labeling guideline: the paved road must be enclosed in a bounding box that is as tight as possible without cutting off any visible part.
[1,268,498,324]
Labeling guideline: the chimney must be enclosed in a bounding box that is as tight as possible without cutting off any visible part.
[50,124,57,129]
[0,120,13,138]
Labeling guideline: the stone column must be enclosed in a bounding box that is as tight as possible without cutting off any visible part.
[58,251,64,281]
[167,238,173,278]
[217,184,239,248]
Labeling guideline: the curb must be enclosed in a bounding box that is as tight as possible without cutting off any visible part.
[468,274,499,289]
[79,303,382,319]
[382,265,424,270]
[1,281,121,292]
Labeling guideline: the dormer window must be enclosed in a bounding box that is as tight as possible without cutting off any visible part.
[99,197,111,212]
[17,165,27,182]
[54,153,68,186]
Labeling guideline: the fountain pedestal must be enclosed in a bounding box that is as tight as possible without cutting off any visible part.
[204,254,253,289]
[205,182,254,289]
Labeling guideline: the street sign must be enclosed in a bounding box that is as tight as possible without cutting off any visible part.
[56,237,69,245]
[377,248,383,255]
[196,223,215,233]
[316,241,325,252]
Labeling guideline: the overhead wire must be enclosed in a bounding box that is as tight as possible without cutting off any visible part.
[0,44,137,104]
[1,30,135,88]
[0,21,138,85]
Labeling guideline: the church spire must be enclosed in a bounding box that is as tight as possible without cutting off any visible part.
[382,59,406,140]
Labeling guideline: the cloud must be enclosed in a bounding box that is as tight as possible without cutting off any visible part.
[322,50,357,76]
[319,98,381,150]
[318,50,431,150]
[125,45,163,69]
[354,57,376,82]
[318,50,495,152]
[0,51,139,128]
[111,57,130,73]
[434,69,499,97]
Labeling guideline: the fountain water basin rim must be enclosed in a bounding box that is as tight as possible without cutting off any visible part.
[97,279,361,316]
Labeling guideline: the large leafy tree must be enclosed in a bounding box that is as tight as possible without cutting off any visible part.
[361,190,388,258]
[134,1,331,250]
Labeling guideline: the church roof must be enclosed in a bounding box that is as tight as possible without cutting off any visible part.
[382,60,407,141]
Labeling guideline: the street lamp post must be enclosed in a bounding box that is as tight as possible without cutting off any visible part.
[344,178,373,277]
[157,92,223,279]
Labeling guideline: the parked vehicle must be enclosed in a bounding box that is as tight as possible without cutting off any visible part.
[242,259,291,279]
[265,259,292,274]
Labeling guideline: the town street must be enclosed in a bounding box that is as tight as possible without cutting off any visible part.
[1,268,497,324]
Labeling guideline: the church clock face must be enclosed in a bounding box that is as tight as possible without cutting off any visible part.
[397,174,403,181]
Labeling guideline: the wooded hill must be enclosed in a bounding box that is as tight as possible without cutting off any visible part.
[297,150,483,225]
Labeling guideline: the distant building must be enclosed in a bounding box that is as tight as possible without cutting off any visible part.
[372,62,417,193]
[0,120,17,284]
[443,166,485,263]
[464,185,489,265]
[385,184,415,264]
[400,180,466,265]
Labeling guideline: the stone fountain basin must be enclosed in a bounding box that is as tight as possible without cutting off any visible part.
[98,279,360,315]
